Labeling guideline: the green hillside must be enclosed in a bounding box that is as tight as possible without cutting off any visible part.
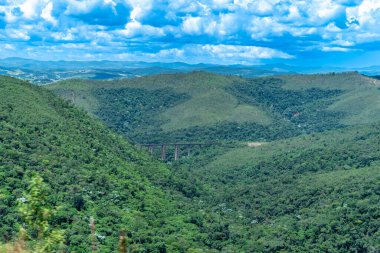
[48,71,380,143]
[281,73,380,125]
[48,72,272,135]
[176,124,380,252]
[0,76,213,252]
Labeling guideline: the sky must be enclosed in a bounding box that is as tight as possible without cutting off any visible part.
[0,0,380,67]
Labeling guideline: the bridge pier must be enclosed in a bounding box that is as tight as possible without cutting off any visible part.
[174,145,179,161]
[161,145,166,160]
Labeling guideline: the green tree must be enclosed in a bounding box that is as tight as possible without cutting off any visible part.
[18,175,65,252]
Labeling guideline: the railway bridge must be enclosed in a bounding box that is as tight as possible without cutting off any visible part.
[137,142,217,161]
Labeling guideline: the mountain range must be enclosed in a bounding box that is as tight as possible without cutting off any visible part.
[2,57,380,84]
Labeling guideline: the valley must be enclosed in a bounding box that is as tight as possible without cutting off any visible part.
[1,71,379,252]
[48,71,380,252]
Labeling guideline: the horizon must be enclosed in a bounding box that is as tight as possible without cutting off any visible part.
[1,1,380,67]
[1,56,380,71]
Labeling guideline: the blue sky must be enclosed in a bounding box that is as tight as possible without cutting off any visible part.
[0,0,380,67]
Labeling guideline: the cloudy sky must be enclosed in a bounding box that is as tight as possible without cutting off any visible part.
[1,0,380,66]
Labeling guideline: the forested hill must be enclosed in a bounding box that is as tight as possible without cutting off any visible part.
[48,71,380,143]
[175,122,380,252]
[0,76,213,252]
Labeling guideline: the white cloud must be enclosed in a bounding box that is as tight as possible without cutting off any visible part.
[127,0,154,21]
[120,20,166,38]
[168,0,209,14]
[331,39,355,46]
[199,44,293,60]
[113,43,293,64]
[248,16,287,40]
[51,32,74,41]
[41,2,57,26]
[7,29,30,40]
[139,44,293,64]
[4,44,15,50]
[154,48,185,58]
[182,16,203,35]
[20,0,42,19]
[322,46,351,52]
[249,0,274,16]
[181,13,244,37]
[347,0,380,27]
[64,0,99,15]
[212,0,233,9]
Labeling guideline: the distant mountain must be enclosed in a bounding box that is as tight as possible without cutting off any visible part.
[0,58,289,84]
[2,57,380,84]
[357,66,380,76]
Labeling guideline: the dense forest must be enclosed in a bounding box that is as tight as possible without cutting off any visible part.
[48,71,380,143]
[174,124,380,251]
[0,76,215,252]
[1,73,379,252]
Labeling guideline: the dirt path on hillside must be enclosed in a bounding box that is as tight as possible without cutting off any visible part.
[247,142,268,147]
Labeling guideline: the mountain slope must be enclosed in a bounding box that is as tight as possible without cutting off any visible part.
[48,72,274,142]
[49,71,380,143]
[0,76,210,252]
[176,123,380,252]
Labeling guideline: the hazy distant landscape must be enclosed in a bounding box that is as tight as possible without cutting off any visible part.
[3,57,380,84]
